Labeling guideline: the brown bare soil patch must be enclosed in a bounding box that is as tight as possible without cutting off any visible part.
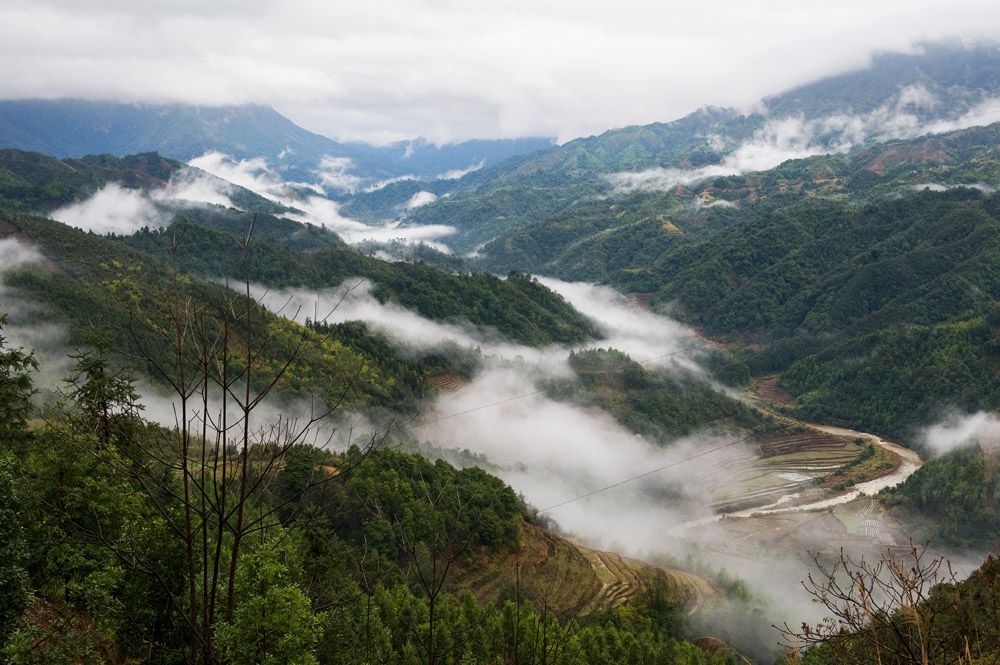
[703,428,863,512]
[19,599,120,663]
[0,216,21,238]
[863,141,956,173]
[768,512,857,551]
[749,376,794,406]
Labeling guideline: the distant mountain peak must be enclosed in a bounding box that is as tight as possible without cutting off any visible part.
[0,99,556,194]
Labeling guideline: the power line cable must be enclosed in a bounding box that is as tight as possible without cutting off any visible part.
[537,434,755,514]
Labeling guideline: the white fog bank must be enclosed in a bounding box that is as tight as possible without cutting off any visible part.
[190,151,457,250]
[247,274,731,554]
[608,91,1000,194]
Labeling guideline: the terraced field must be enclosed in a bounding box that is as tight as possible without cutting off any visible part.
[704,431,864,511]
[447,523,720,619]
[427,373,469,392]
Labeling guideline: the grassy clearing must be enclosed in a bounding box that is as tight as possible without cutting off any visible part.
[834,513,863,534]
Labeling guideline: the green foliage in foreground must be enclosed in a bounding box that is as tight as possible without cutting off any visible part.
[791,552,1000,665]
[0,327,723,665]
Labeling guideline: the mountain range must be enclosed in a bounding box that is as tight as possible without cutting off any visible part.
[0,99,553,189]
[4,39,1000,665]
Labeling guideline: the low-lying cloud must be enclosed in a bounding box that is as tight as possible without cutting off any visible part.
[419,364,736,551]
[314,155,364,194]
[0,246,831,643]
[285,196,456,250]
[49,165,249,235]
[0,238,75,394]
[605,114,826,193]
[250,280,564,366]
[364,175,419,193]
[537,278,702,370]
[910,182,995,194]
[0,238,349,451]
[159,167,236,207]
[191,151,458,249]
[50,183,168,236]
[921,411,1000,455]
[247,273,728,554]
[0,236,44,269]
[436,160,484,180]
[405,190,438,209]
[189,151,314,202]
[608,88,1000,193]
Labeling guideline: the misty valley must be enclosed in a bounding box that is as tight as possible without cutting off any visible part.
[5,43,1000,665]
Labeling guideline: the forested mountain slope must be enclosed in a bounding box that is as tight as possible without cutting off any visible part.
[0,148,290,214]
[4,43,1000,665]
[0,151,738,665]
[477,122,1000,281]
[0,147,598,350]
[379,44,1000,252]
[456,121,1000,442]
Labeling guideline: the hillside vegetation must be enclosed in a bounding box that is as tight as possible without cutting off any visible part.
[0,294,726,665]
[464,123,1000,442]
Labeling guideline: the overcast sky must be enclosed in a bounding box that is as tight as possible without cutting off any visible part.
[3,0,1000,144]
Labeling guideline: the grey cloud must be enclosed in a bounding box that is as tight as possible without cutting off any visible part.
[0,238,75,394]
[436,161,483,180]
[4,2,1000,143]
[419,364,732,552]
[910,182,995,193]
[245,274,729,555]
[0,237,44,269]
[536,277,702,371]
[48,167,245,236]
[157,167,236,208]
[187,152,291,201]
[405,191,437,209]
[364,175,419,193]
[283,197,456,250]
